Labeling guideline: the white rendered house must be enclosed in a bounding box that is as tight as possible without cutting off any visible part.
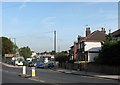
[76,27,107,62]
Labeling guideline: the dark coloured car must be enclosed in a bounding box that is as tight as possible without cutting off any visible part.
[28,62,35,67]
[36,62,44,68]
[47,63,54,68]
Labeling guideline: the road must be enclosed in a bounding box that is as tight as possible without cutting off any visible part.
[1,64,119,85]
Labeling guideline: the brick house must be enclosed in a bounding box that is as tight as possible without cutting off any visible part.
[69,27,107,63]
[112,29,120,41]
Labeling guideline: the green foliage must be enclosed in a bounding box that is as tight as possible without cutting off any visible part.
[95,38,120,65]
[19,46,32,60]
[55,51,69,63]
[40,50,56,55]
[40,51,49,54]
[23,60,29,66]
[12,43,18,54]
[0,37,16,56]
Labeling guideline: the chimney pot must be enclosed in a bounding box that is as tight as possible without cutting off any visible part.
[101,27,106,33]
[86,27,91,36]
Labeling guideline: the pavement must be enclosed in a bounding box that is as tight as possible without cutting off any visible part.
[1,62,120,81]
[1,62,22,68]
[52,68,120,81]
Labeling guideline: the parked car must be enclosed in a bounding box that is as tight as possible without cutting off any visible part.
[36,62,44,68]
[16,61,23,66]
[28,62,35,67]
[36,61,54,69]
[47,62,54,68]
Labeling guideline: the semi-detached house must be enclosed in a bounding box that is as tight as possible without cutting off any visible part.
[112,29,120,41]
[69,27,107,63]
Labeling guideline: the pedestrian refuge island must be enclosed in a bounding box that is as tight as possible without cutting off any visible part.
[19,66,35,78]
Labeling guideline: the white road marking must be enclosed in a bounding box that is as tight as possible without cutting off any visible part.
[80,75,113,81]
[52,83,60,85]
[28,78,45,83]
[3,70,20,75]
[39,80,45,83]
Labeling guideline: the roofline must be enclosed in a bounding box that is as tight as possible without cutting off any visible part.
[84,30,107,41]
[85,40,103,42]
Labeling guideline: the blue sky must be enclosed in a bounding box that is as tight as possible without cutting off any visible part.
[2,2,118,52]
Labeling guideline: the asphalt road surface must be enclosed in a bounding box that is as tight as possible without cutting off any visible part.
[1,64,120,85]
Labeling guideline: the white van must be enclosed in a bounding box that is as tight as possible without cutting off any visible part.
[15,61,23,66]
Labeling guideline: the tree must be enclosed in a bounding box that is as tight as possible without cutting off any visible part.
[55,52,69,63]
[95,36,120,65]
[19,46,32,60]
[12,43,18,54]
[0,37,16,56]
[40,51,49,55]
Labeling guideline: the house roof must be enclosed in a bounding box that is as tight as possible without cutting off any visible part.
[112,29,120,37]
[83,30,107,42]
[69,29,107,49]
[70,46,74,48]
[78,36,85,42]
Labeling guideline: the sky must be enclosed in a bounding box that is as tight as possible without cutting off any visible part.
[2,1,118,52]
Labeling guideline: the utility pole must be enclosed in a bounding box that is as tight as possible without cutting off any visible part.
[13,38,16,45]
[12,38,17,53]
[54,30,56,53]
[10,37,16,45]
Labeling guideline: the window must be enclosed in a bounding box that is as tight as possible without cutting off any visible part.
[118,37,120,41]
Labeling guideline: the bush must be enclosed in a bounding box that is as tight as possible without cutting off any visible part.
[95,40,120,65]
[55,52,69,63]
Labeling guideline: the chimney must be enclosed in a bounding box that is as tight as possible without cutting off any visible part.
[73,41,77,61]
[101,27,106,34]
[78,35,81,43]
[86,27,91,36]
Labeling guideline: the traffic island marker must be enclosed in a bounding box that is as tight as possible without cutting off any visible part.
[32,67,36,77]
[18,73,32,78]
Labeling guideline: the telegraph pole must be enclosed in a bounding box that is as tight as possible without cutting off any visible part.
[13,38,16,45]
[10,37,16,45]
[54,30,56,53]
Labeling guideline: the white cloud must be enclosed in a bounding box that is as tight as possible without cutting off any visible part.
[19,0,30,10]
[41,16,56,29]
[19,3,26,10]
[42,16,56,23]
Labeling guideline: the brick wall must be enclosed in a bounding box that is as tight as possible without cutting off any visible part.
[59,63,120,75]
